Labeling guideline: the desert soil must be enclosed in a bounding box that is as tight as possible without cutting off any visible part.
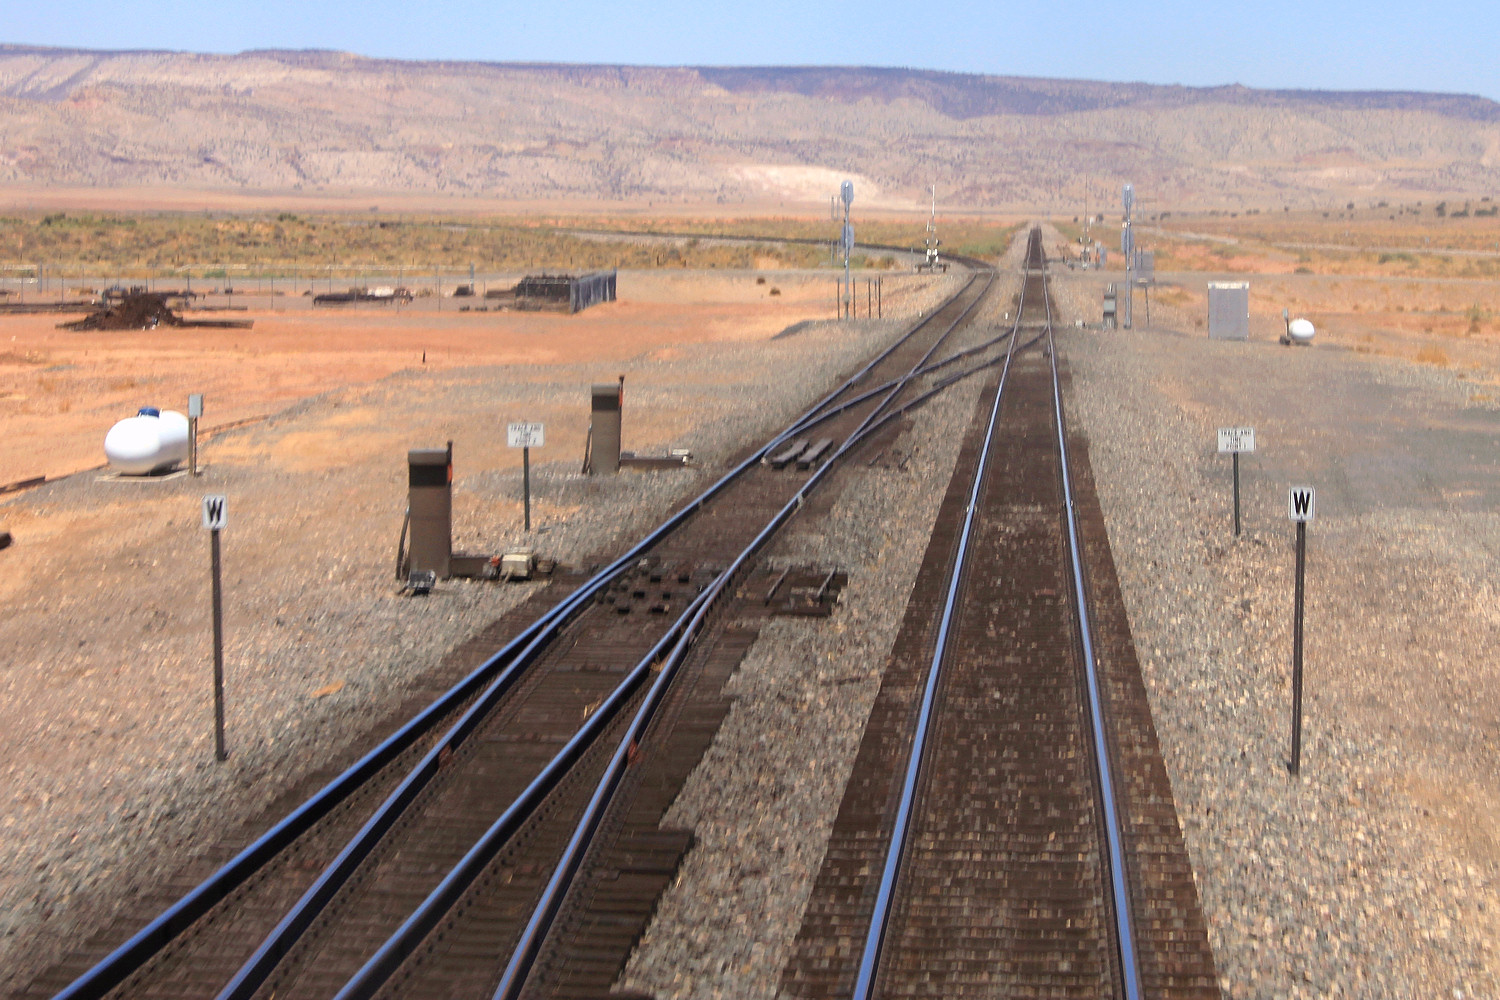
[1051,258,1500,999]
[0,265,962,995]
[5,230,1499,1000]
[0,268,880,486]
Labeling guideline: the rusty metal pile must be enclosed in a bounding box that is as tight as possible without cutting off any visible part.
[60,291,252,331]
[60,291,183,331]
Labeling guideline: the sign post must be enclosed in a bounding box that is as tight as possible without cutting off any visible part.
[1287,485,1315,775]
[507,423,545,531]
[1217,427,1256,536]
[188,393,204,476]
[202,494,228,761]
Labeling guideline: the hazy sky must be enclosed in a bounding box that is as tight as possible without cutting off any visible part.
[7,0,1500,101]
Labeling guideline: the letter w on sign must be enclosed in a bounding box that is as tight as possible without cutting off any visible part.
[1288,486,1315,522]
[202,494,227,531]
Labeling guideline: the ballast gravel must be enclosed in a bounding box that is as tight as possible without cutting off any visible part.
[620,240,1029,999]
[1050,264,1500,1000]
[0,273,963,995]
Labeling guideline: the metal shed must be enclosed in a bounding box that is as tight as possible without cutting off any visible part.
[570,270,617,313]
[1208,282,1250,340]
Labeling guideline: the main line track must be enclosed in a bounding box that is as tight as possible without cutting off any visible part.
[782,230,1220,998]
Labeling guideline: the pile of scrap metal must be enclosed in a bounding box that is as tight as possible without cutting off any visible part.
[313,286,414,306]
[61,290,252,330]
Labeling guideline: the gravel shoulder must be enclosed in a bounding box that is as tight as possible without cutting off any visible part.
[1052,261,1500,999]
[0,272,964,995]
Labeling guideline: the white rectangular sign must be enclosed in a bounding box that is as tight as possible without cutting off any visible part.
[188,393,204,418]
[1217,427,1256,454]
[507,422,545,449]
[1288,486,1315,522]
[202,494,227,530]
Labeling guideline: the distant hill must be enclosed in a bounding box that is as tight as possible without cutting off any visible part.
[1,45,1497,209]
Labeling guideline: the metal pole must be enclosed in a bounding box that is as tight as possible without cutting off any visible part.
[523,446,532,532]
[843,218,851,320]
[1290,520,1306,775]
[189,416,199,477]
[1232,452,1241,536]
[210,528,227,762]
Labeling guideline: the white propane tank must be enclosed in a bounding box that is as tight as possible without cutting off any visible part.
[104,407,190,475]
[1288,318,1316,343]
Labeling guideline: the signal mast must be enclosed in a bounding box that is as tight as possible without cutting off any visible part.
[918,185,947,272]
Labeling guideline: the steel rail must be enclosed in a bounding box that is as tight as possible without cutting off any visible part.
[1042,260,1144,1000]
[489,268,995,1000]
[330,582,720,1000]
[210,268,988,1000]
[331,266,997,1000]
[850,237,1144,999]
[766,271,986,450]
[857,330,1046,439]
[850,251,1028,1000]
[50,266,985,1000]
[776,323,1017,445]
[810,326,1051,445]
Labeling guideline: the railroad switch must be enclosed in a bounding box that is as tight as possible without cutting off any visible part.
[397,442,552,591]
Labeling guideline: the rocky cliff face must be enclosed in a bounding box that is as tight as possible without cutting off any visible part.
[1,46,1496,206]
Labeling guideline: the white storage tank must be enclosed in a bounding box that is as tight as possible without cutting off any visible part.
[104,407,190,475]
[1287,318,1316,343]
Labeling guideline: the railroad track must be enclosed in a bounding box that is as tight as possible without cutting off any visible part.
[781,231,1220,998]
[27,251,1015,1000]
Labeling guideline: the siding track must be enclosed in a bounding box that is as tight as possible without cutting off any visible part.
[29,253,1007,1000]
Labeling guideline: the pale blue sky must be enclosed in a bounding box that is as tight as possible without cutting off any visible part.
[7,0,1499,101]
